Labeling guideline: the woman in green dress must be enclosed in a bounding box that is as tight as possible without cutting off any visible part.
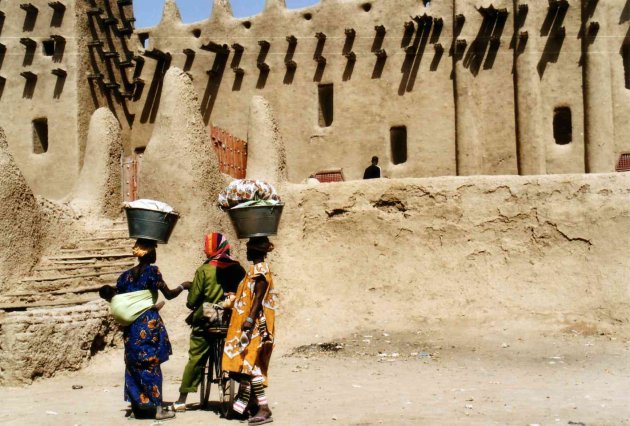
[173,233,245,411]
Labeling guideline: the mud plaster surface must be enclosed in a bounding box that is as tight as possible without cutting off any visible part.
[0,124,89,294]
[272,174,630,348]
[70,107,123,219]
[138,68,234,280]
[0,127,45,288]
[246,95,288,186]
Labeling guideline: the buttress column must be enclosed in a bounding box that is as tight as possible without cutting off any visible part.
[513,2,546,175]
[453,0,482,176]
[582,0,615,173]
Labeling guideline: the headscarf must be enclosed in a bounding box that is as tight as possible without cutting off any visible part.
[204,233,238,268]
[246,236,275,254]
[132,239,157,258]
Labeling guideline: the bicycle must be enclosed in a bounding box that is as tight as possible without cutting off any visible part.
[199,318,238,417]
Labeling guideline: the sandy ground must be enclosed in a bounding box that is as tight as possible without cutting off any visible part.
[1,320,629,426]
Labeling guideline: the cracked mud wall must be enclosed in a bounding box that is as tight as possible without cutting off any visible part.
[0,302,117,384]
[271,174,630,346]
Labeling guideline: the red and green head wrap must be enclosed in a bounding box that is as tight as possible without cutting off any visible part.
[204,233,237,268]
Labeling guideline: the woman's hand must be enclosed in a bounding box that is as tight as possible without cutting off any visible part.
[222,293,236,309]
[242,319,254,332]
[158,280,187,300]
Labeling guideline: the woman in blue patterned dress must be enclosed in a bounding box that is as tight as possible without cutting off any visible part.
[116,239,190,420]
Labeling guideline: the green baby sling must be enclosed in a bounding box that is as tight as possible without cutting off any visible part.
[110,290,158,326]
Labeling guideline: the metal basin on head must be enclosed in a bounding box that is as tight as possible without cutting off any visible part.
[227,204,284,239]
[125,208,180,244]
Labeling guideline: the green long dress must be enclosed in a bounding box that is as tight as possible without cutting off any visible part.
[179,263,224,393]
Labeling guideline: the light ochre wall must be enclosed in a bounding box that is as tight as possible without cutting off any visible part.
[128,0,630,183]
[4,1,630,196]
[0,0,80,199]
[133,0,459,181]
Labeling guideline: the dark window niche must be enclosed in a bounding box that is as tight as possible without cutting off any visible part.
[362,3,372,12]
[242,21,252,29]
[33,118,48,154]
[318,83,333,127]
[138,32,149,49]
[622,43,630,89]
[134,146,145,159]
[390,126,407,164]
[553,107,572,145]
[303,13,312,20]
[42,39,55,56]
[192,29,201,38]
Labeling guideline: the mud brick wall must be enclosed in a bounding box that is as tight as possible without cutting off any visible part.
[272,173,630,346]
[0,302,118,385]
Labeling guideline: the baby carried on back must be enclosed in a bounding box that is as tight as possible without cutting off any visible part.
[99,285,164,326]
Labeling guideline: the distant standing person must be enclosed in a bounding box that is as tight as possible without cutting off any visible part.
[363,156,381,179]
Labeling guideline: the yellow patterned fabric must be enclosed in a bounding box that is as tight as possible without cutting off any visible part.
[222,262,278,386]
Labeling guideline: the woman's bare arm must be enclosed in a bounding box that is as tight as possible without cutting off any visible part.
[242,276,268,331]
[158,280,190,300]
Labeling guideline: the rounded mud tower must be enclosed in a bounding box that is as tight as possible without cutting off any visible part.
[138,68,231,279]
[0,127,44,290]
[70,108,123,219]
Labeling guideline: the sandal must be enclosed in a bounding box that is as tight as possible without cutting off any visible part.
[171,402,187,412]
[248,415,273,425]
[155,410,176,421]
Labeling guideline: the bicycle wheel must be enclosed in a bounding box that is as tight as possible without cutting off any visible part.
[219,374,237,418]
[213,336,223,382]
[214,335,236,417]
[199,354,213,408]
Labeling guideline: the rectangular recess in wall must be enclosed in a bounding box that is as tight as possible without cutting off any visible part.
[390,126,407,164]
[42,39,55,56]
[623,43,630,89]
[318,83,333,127]
[32,118,48,154]
[138,33,149,49]
[553,106,572,145]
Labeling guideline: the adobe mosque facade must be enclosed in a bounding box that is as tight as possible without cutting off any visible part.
[0,0,629,199]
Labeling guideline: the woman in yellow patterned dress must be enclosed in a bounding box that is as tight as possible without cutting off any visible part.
[223,236,277,425]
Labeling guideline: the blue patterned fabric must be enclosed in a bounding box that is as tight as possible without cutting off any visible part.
[116,265,172,407]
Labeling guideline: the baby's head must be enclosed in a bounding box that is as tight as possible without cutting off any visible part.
[99,285,117,302]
